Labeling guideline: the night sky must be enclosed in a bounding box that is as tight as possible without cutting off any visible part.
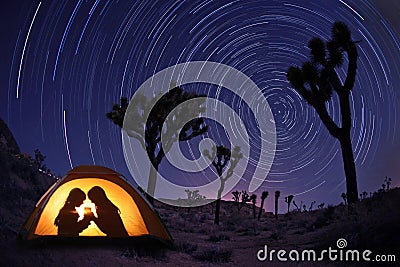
[1,0,399,210]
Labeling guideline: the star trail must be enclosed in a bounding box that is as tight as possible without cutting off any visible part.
[1,0,399,209]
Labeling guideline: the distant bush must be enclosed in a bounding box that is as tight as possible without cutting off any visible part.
[208,233,230,242]
[120,247,166,260]
[174,240,198,254]
[193,247,232,263]
[311,205,335,230]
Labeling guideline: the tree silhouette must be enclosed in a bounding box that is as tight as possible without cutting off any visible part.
[107,86,208,203]
[257,191,269,221]
[341,192,347,206]
[34,148,46,171]
[284,195,293,214]
[106,97,128,128]
[309,200,316,211]
[384,176,392,191]
[232,190,241,213]
[274,190,280,218]
[292,200,301,212]
[250,194,257,219]
[204,145,243,224]
[286,21,359,203]
[184,189,206,206]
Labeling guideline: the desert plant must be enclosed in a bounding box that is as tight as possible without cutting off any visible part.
[174,240,198,254]
[360,191,368,200]
[34,148,46,171]
[185,189,206,205]
[292,200,301,212]
[250,194,257,219]
[318,203,325,209]
[204,145,243,224]
[274,190,280,218]
[384,176,392,191]
[208,233,231,242]
[193,247,232,263]
[107,87,208,203]
[341,192,348,206]
[235,190,251,213]
[258,191,269,221]
[232,190,241,213]
[286,22,360,203]
[241,190,250,206]
[312,205,335,230]
[284,195,294,213]
[309,200,316,211]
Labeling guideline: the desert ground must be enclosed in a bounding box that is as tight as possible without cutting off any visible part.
[0,120,399,266]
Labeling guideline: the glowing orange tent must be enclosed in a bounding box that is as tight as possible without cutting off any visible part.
[20,165,172,245]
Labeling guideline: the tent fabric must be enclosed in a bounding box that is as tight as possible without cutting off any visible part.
[21,165,172,245]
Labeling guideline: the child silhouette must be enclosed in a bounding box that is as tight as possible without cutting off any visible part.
[54,188,92,236]
[88,186,128,237]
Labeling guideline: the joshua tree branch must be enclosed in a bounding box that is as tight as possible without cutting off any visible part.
[314,104,341,139]
[343,42,358,92]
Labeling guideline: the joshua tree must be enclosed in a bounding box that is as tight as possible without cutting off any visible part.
[384,176,392,191]
[232,190,241,213]
[274,190,280,218]
[292,200,301,212]
[185,189,206,205]
[34,148,46,171]
[286,22,359,203]
[241,190,250,210]
[341,192,348,206]
[309,201,316,211]
[232,190,251,214]
[303,204,307,212]
[360,191,368,200]
[258,191,269,221]
[107,87,208,203]
[250,194,257,219]
[204,145,243,224]
[318,203,325,209]
[284,195,294,213]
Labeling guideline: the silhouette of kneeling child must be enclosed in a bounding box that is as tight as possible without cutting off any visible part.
[88,186,128,237]
[54,186,128,237]
[54,188,92,236]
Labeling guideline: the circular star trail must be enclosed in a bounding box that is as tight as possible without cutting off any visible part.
[1,0,399,208]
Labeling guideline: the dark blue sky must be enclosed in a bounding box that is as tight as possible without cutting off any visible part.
[1,0,399,210]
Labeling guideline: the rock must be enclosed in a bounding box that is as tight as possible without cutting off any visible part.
[0,117,20,154]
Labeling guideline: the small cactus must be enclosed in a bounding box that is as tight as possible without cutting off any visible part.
[341,192,347,206]
[232,190,241,213]
[292,200,301,212]
[360,191,368,200]
[274,191,280,218]
[284,195,294,213]
[250,194,257,219]
[309,201,316,211]
[232,190,250,213]
[384,176,392,191]
[258,191,269,221]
